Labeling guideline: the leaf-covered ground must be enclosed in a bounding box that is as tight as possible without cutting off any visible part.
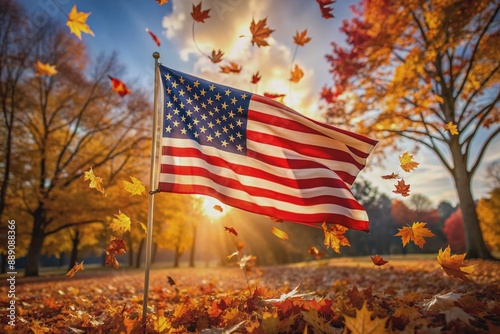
[1,256,499,333]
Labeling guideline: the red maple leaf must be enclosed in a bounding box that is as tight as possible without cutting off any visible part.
[224,226,238,236]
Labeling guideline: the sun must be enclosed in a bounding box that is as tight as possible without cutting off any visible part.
[200,195,229,220]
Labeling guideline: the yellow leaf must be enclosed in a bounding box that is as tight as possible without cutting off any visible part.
[83,168,105,195]
[35,61,57,76]
[394,222,435,249]
[444,121,459,135]
[109,211,131,235]
[399,151,419,172]
[271,226,289,240]
[322,222,350,254]
[65,261,84,278]
[66,5,95,40]
[343,301,388,334]
[122,176,145,196]
[437,245,475,283]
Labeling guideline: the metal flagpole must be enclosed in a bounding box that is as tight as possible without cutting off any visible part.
[142,51,161,326]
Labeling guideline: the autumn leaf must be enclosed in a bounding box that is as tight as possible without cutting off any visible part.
[219,62,242,74]
[393,179,410,197]
[344,301,388,334]
[145,28,161,47]
[105,237,126,269]
[122,176,145,196]
[370,255,389,266]
[250,17,275,47]
[66,261,84,278]
[191,2,210,23]
[66,5,95,40]
[293,29,311,46]
[155,0,168,4]
[399,151,420,172]
[290,64,304,83]
[109,211,131,235]
[437,245,475,282]
[322,222,350,254]
[444,121,459,135]
[213,204,223,212]
[209,49,224,63]
[264,92,286,103]
[251,71,261,84]
[108,75,131,97]
[316,0,335,19]
[423,291,474,324]
[394,222,435,249]
[271,226,289,240]
[83,167,105,195]
[224,226,238,236]
[265,284,315,302]
[167,276,176,286]
[308,246,326,259]
[381,172,399,180]
[35,61,57,76]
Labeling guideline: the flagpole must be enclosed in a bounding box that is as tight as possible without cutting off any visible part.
[142,51,161,326]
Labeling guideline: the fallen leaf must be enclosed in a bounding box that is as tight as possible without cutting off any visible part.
[423,291,473,324]
[209,49,224,63]
[394,222,435,249]
[265,284,315,302]
[322,222,350,254]
[224,226,238,236]
[308,246,326,259]
[370,255,389,266]
[316,0,335,19]
[35,61,57,76]
[219,62,242,74]
[393,179,410,197]
[250,17,275,47]
[343,301,388,334]
[108,75,131,97]
[66,261,84,278]
[444,121,459,135]
[293,29,311,46]
[381,172,399,180]
[251,71,261,84]
[145,28,161,46]
[122,176,145,196]
[271,226,289,240]
[290,64,304,83]
[399,151,420,172]
[437,245,475,282]
[66,5,95,40]
[191,2,211,23]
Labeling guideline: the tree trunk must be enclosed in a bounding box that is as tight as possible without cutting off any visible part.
[68,229,80,270]
[174,246,180,268]
[135,238,145,268]
[453,151,493,259]
[25,209,46,276]
[189,226,197,267]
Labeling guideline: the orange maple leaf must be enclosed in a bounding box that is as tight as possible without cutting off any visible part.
[344,301,388,333]
[66,5,95,40]
[250,17,275,47]
[308,246,326,259]
[437,245,475,282]
[145,28,161,47]
[272,226,289,240]
[35,61,57,76]
[316,0,335,19]
[66,261,84,278]
[290,64,304,83]
[399,151,420,172]
[444,121,459,135]
[370,255,389,266]
[381,172,399,180]
[108,75,131,97]
[83,167,105,195]
[209,49,224,63]
[191,2,210,23]
[219,62,241,74]
[122,176,145,196]
[393,179,410,197]
[322,222,350,254]
[395,222,435,249]
[224,226,238,236]
[251,71,261,84]
[293,29,311,46]
[155,0,168,4]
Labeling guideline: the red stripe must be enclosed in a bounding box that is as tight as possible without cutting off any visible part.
[158,181,369,231]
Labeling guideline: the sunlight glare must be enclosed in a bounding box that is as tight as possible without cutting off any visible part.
[200,195,229,221]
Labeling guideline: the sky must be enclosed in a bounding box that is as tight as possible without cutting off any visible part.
[20,0,500,207]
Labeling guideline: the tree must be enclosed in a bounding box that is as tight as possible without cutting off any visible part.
[477,188,500,252]
[324,0,499,258]
[443,208,466,253]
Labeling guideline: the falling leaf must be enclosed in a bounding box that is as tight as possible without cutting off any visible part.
[239,255,256,270]
[167,276,176,286]
[399,151,419,172]
[209,49,224,63]
[83,167,105,195]
[66,5,95,40]
[145,28,161,47]
[370,255,389,266]
[105,237,126,269]
[213,205,223,212]
[290,64,304,83]
[271,226,289,240]
[224,226,238,236]
[66,261,84,278]
[109,211,132,235]
[444,121,459,135]
[316,0,335,19]
[381,172,399,180]
[322,222,350,254]
[308,246,326,259]
[343,301,388,334]
[437,245,475,282]
[191,2,211,23]
[122,176,145,196]
[250,17,275,47]
[251,71,261,84]
[35,61,57,76]
[394,222,435,249]
[227,251,239,260]
[293,29,311,46]
[264,92,286,103]
[108,75,131,97]
[393,179,410,197]
[219,62,242,74]
[155,0,168,5]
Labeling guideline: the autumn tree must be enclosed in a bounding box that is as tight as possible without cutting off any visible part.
[443,208,466,253]
[477,188,500,252]
[324,0,499,258]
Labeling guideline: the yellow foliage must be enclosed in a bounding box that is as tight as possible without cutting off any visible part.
[477,189,500,251]
[66,5,95,39]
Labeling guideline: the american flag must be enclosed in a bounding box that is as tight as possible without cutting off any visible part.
[158,65,378,231]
